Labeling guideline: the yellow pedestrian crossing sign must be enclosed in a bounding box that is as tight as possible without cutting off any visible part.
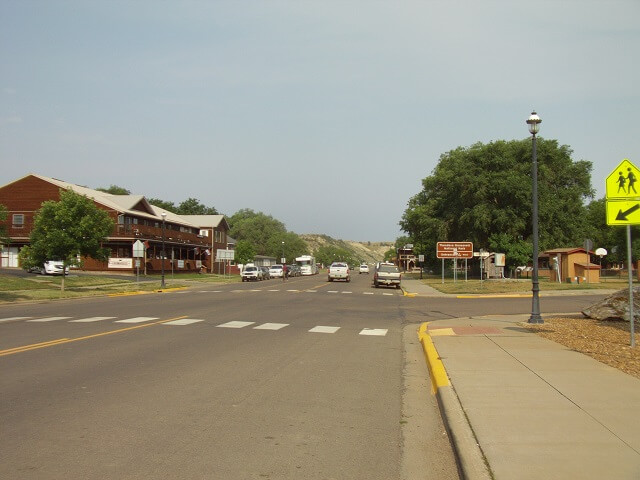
[606,159,640,200]
[607,200,640,225]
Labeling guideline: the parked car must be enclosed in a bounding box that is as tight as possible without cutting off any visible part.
[241,265,263,282]
[260,266,271,279]
[359,264,370,274]
[28,260,69,275]
[328,262,350,282]
[269,264,284,278]
[287,264,301,277]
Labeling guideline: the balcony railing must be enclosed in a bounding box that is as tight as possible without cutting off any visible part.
[115,223,211,247]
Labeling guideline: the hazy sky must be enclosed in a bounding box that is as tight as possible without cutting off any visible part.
[1,1,638,241]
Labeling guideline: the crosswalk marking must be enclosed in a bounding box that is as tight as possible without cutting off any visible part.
[217,321,254,329]
[309,326,341,334]
[114,317,159,324]
[162,319,204,326]
[254,323,289,330]
[27,317,72,322]
[0,317,32,322]
[70,316,116,323]
[359,328,388,336]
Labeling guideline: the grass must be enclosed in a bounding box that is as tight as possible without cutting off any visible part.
[0,272,241,303]
[405,273,630,294]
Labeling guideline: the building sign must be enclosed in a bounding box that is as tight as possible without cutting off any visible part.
[108,258,133,269]
[217,249,235,260]
[436,242,474,259]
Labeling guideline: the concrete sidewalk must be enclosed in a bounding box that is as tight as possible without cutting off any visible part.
[419,315,640,479]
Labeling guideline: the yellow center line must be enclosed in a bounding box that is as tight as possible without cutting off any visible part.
[0,315,188,357]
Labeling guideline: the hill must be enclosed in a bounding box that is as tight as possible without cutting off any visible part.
[300,234,393,264]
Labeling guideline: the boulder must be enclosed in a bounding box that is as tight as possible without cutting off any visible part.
[582,287,640,322]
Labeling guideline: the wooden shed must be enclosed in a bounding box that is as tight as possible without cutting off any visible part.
[544,247,601,283]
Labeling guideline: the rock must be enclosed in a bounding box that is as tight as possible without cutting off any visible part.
[582,287,640,322]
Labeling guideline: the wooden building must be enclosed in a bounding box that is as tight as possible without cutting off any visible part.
[544,247,601,283]
[0,174,229,274]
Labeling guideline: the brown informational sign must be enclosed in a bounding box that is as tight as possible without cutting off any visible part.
[436,241,474,259]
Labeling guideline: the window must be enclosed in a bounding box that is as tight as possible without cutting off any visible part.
[12,214,24,228]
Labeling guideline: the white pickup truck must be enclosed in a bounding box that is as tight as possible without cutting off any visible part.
[373,263,402,289]
[328,262,350,282]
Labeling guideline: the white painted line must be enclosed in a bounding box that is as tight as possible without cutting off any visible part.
[306,290,317,293]
[341,291,352,294]
[309,326,341,334]
[359,328,388,336]
[0,317,32,322]
[199,290,222,293]
[383,293,394,296]
[250,289,262,292]
[216,321,254,329]
[363,292,374,295]
[115,317,159,324]
[268,289,280,292]
[286,289,299,292]
[70,317,117,323]
[163,319,204,326]
[27,317,72,322]
[327,290,338,293]
[254,323,289,330]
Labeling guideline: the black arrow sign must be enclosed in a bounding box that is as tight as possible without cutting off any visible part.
[616,204,640,221]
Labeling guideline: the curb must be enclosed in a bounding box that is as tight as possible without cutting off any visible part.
[418,323,492,480]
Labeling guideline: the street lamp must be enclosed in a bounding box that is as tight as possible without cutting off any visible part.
[161,211,166,289]
[527,111,543,324]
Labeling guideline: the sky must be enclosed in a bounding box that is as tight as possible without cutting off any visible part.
[1,0,638,241]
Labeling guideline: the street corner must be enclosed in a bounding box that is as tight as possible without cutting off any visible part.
[417,323,450,393]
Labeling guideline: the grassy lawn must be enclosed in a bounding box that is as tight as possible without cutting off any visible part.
[0,272,240,303]
[405,273,630,294]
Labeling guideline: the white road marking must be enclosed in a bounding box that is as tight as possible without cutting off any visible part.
[383,293,394,296]
[70,316,116,323]
[163,318,204,326]
[306,290,317,293]
[254,323,289,330]
[27,317,72,322]
[115,317,159,324]
[286,289,299,292]
[268,289,280,292]
[217,321,254,329]
[309,326,341,334]
[363,292,374,295]
[327,290,338,293]
[359,328,388,336]
[0,317,32,322]
[341,291,352,294]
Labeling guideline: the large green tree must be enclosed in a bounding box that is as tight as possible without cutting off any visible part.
[175,197,218,215]
[19,190,114,291]
[401,139,594,270]
[228,209,287,256]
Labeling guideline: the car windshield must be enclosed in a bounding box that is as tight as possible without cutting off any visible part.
[245,267,257,271]
[270,265,282,270]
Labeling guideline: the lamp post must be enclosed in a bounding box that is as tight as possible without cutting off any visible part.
[527,111,543,324]
[161,211,166,289]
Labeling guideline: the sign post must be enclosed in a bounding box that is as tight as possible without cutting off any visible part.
[606,159,640,347]
[437,242,473,284]
[133,240,145,283]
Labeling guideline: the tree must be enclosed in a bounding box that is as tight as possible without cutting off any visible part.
[234,240,256,265]
[19,190,114,291]
[314,245,357,267]
[228,209,287,255]
[400,139,594,270]
[265,231,308,263]
[176,197,218,215]
[96,185,131,195]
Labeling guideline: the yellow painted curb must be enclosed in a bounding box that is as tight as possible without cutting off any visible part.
[418,322,450,393]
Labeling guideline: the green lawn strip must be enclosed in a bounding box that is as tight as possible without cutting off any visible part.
[406,274,630,294]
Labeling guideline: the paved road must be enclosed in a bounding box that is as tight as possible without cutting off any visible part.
[0,273,611,479]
